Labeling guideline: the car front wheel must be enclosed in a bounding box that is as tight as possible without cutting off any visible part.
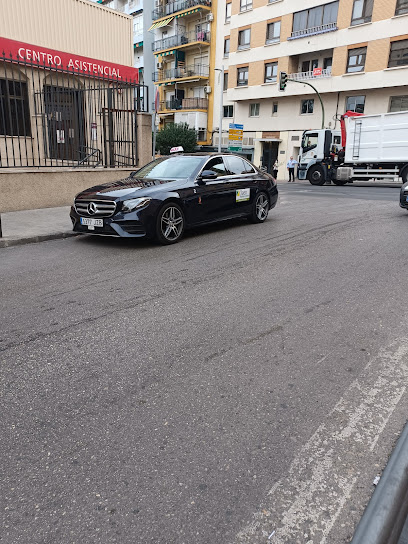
[155,202,185,244]
[249,192,270,223]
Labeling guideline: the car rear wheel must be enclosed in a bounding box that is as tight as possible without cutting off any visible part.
[155,202,185,245]
[249,192,269,223]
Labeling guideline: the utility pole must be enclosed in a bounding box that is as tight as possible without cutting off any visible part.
[214,66,224,152]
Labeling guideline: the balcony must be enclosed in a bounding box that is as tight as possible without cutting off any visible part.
[288,22,337,40]
[152,30,210,53]
[289,67,332,81]
[159,97,208,111]
[152,0,211,21]
[152,64,209,82]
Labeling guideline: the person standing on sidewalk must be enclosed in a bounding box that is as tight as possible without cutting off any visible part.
[272,160,279,180]
[286,156,298,182]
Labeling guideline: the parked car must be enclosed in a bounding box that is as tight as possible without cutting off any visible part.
[400,182,408,211]
[70,153,278,244]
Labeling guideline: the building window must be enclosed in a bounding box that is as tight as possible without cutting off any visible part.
[223,72,229,91]
[224,38,230,57]
[264,62,278,83]
[237,66,249,86]
[240,0,252,12]
[395,0,408,15]
[301,59,319,73]
[301,99,314,114]
[346,95,365,113]
[347,47,367,72]
[225,2,231,22]
[389,95,408,111]
[266,21,281,44]
[292,2,338,37]
[324,57,333,70]
[272,102,278,115]
[351,0,373,25]
[0,79,31,137]
[388,39,408,68]
[238,29,251,50]
[249,103,260,117]
[223,105,234,117]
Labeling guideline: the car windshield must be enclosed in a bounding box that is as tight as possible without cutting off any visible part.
[133,156,204,179]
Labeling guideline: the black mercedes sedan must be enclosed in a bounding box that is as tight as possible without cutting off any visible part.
[70,153,278,244]
[400,181,408,211]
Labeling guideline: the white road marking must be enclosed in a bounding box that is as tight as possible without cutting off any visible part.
[235,340,408,544]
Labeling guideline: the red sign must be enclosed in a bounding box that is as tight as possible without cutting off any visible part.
[313,67,322,77]
[0,37,138,83]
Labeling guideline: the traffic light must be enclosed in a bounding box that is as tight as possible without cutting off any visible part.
[279,71,288,91]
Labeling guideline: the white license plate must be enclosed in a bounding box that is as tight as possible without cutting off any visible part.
[80,217,103,230]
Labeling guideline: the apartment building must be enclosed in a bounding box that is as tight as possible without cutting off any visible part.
[151,0,217,145]
[95,0,154,109]
[214,0,408,175]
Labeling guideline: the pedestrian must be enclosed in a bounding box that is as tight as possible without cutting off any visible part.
[286,156,298,182]
[272,160,279,180]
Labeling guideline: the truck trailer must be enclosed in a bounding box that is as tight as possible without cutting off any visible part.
[297,110,408,185]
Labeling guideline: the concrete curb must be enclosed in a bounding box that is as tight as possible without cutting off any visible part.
[0,231,79,248]
[351,421,408,544]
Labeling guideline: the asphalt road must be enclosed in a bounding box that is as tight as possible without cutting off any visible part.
[1,183,408,544]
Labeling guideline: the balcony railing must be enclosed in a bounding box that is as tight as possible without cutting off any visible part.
[152,0,211,20]
[152,30,210,52]
[160,97,209,111]
[288,68,332,81]
[152,64,209,82]
[289,22,337,40]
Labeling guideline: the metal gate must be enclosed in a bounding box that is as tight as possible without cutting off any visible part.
[0,52,148,168]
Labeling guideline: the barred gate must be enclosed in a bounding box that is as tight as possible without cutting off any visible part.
[0,53,148,168]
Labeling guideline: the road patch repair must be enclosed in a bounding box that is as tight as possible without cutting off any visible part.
[235,339,408,543]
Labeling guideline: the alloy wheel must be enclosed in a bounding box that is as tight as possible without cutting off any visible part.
[160,206,184,241]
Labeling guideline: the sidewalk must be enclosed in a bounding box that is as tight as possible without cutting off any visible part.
[0,206,75,248]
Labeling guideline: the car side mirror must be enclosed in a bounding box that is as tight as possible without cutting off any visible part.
[198,170,217,183]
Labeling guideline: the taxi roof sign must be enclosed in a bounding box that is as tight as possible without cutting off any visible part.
[170,146,184,154]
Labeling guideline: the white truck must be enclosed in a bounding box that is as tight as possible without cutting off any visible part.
[297,110,408,185]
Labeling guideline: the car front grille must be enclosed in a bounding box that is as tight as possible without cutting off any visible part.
[75,199,116,217]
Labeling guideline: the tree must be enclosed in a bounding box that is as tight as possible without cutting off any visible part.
[155,123,197,155]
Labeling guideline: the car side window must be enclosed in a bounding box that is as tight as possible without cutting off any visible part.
[225,156,247,175]
[242,159,256,173]
[204,157,228,177]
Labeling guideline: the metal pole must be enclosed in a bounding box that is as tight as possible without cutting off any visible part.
[152,111,157,160]
[0,214,2,238]
[288,78,325,129]
[218,66,224,153]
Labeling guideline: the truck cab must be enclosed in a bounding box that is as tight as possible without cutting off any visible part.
[297,129,341,183]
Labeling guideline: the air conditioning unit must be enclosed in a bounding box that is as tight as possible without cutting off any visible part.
[204,12,214,22]
[204,85,212,94]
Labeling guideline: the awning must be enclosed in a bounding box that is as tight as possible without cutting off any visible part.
[149,16,174,30]
[176,8,202,17]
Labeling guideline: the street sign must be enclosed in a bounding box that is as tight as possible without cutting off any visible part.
[228,123,243,152]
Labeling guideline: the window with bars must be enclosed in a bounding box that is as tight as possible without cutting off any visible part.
[266,21,281,44]
[238,29,251,50]
[292,1,338,36]
[224,38,230,57]
[264,62,278,83]
[240,0,252,12]
[249,103,260,117]
[351,0,373,25]
[389,95,408,112]
[301,99,314,114]
[237,66,249,86]
[388,39,408,68]
[346,95,365,113]
[0,79,31,137]
[347,47,367,72]
[395,0,408,15]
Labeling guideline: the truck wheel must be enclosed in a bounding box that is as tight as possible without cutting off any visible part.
[332,178,347,186]
[307,165,326,185]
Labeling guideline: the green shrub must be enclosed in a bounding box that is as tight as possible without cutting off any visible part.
[155,123,197,155]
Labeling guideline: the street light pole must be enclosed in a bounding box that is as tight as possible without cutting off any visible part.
[214,66,224,153]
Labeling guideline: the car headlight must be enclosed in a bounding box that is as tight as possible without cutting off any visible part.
[403,185,408,193]
[122,197,152,213]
